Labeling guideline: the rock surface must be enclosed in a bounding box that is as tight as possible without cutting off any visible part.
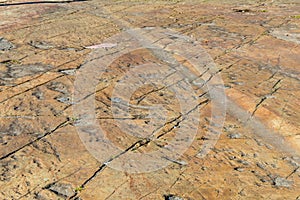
[0,0,299,199]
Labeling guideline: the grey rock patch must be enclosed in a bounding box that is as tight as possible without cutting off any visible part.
[0,120,37,137]
[257,162,266,169]
[283,157,300,167]
[237,160,250,166]
[6,63,53,78]
[32,89,44,100]
[55,95,72,104]
[47,82,69,94]
[48,183,75,197]
[0,37,14,51]
[227,133,242,139]
[270,28,300,44]
[273,177,293,188]
[29,41,54,50]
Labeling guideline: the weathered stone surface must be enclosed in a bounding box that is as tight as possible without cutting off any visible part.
[0,0,299,199]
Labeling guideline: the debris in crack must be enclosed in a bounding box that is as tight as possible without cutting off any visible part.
[164,194,185,200]
[163,157,188,166]
[233,8,251,13]
[58,68,77,75]
[85,43,117,49]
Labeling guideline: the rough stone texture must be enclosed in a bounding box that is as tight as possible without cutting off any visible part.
[0,0,299,200]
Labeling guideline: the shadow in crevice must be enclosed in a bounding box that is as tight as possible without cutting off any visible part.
[0,0,88,7]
